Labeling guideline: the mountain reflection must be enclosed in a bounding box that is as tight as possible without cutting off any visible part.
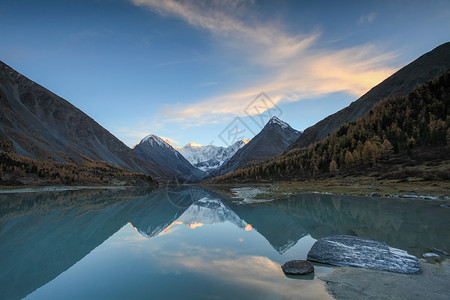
[131,196,248,238]
[0,187,448,299]
[0,187,190,300]
[224,192,450,256]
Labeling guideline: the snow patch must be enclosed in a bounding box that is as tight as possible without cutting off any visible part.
[177,139,248,172]
[267,116,290,129]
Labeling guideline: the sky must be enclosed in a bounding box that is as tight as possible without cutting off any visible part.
[1,0,449,147]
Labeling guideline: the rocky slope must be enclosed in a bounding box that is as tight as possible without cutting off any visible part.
[0,60,166,178]
[132,134,206,182]
[290,42,450,149]
[216,116,301,175]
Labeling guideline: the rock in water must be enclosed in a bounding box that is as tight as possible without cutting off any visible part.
[307,235,420,274]
[281,260,314,275]
[430,248,449,256]
[423,253,440,259]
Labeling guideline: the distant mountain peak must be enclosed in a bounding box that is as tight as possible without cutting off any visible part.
[215,117,301,175]
[267,116,288,127]
[265,116,299,134]
[133,134,206,182]
[140,134,172,149]
[269,115,282,122]
[177,139,248,173]
[185,142,203,148]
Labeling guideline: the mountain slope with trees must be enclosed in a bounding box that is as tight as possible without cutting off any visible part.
[214,71,450,183]
[290,42,450,149]
[0,151,156,186]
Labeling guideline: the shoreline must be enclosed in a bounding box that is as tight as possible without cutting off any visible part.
[201,177,450,201]
[0,185,132,194]
[319,259,450,300]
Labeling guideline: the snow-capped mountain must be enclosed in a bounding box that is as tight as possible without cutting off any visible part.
[132,134,206,182]
[216,116,302,175]
[177,139,249,173]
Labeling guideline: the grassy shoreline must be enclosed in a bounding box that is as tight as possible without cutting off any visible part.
[201,177,450,200]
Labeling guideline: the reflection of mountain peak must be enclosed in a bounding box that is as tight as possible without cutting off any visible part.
[130,222,170,239]
[177,197,247,229]
[229,201,309,254]
[131,195,250,240]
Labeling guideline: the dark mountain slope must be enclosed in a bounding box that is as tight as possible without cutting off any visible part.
[290,42,450,149]
[0,61,166,178]
[132,134,206,182]
[216,117,301,175]
[215,70,450,182]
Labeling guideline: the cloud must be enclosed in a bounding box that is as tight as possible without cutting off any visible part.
[131,1,397,126]
[161,45,398,125]
[132,0,317,63]
[162,253,331,298]
[359,12,376,24]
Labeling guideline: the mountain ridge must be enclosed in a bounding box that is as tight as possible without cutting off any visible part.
[215,70,450,182]
[132,134,206,182]
[177,139,249,173]
[215,116,301,176]
[290,42,450,149]
[0,60,167,180]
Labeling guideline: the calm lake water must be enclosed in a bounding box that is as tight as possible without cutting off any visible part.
[0,187,448,299]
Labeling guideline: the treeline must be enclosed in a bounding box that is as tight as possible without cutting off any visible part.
[0,152,156,186]
[215,70,450,182]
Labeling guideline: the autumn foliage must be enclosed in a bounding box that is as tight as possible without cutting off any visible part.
[0,152,156,186]
[215,71,450,182]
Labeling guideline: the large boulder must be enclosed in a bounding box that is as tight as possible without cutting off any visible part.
[307,235,420,274]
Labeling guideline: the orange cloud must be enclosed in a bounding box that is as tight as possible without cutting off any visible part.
[132,0,399,127]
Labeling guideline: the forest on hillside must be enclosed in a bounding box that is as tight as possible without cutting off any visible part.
[0,152,156,186]
[215,70,450,183]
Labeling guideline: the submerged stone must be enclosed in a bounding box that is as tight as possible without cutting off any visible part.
[431,248,449,256]
[307,235,420,274]
[423,252,440,259]
[281,260,314,275]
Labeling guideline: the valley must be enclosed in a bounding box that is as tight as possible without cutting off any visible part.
[1,2,450,299]
[2,43,449,190]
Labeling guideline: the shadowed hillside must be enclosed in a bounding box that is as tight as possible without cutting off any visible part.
[290,42,450,149]
[215,70,450,182]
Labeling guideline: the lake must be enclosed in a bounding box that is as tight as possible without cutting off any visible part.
[0,187,448,299]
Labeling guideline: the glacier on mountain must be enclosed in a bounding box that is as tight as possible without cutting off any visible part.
[177,139,249,173]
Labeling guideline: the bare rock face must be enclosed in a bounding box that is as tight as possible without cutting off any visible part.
[216,116,301,175]
[0,61,171,179]
[281,260,314,275]
[132,135,206,182]
[307,235,420,274]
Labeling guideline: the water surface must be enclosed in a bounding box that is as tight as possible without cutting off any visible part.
[0,187,448,299]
